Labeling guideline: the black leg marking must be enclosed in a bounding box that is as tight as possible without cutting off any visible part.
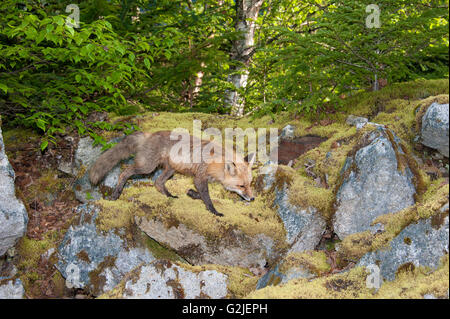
[187,189,201,200]
[155,167,178,198]
[194,178,223,217]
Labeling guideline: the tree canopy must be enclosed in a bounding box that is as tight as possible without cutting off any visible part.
[0,0,448,149]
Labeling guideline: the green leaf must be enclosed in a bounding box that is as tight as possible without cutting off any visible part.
[36,119,46,132]
[0,83,8,94]
[66,25,75,36]
[72,96,83,103]
[40,140,49,151]
[46,24,54,33]
[144,58,151,69]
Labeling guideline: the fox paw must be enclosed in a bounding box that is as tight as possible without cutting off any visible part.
[212,211,224,217]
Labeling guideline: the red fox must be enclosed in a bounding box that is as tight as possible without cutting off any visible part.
[89,131,256,216]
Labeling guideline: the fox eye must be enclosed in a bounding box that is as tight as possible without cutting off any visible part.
[238,185,245,188]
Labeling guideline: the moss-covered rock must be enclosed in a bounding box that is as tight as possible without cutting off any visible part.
[55,204,182,296]
[419,102,449,157]
[256,250,331,289]
[44,79,450,299]
[333,125,418,240]
[0,122,28,257]
[257,164,327,253]
[99,259,258,299]
[336,178,448,264]
[247,254,449,299]
[357,213,448,281]
[97,176,287,268]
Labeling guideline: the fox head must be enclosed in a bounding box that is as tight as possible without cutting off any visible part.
[222,153,256,202]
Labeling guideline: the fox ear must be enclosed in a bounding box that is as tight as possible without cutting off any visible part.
[225,162,236,176]
[245,153,256,166]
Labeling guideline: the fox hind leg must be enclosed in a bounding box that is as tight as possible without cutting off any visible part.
[111,162,159,200]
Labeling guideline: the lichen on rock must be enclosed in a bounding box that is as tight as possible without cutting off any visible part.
[420,102,449,157]
[257,164,328,254]
[357,215,449,281]
[333,126,417,240]
[0,278,24,299]
[0,122,28,257]
[336,177,449,265]
[55,204,156,296]
[100,260,229,299]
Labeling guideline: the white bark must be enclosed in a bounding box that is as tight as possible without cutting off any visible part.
[192,62,206,97]
[225,0,264,117]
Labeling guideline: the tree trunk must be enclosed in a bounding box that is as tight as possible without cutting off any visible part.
[225,0,264,117]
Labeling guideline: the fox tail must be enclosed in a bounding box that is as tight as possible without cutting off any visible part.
[88,132,143,185]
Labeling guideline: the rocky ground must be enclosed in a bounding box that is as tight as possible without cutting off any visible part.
[0,79,449,299]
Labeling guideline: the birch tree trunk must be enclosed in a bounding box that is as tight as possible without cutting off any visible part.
[225,0,264,117]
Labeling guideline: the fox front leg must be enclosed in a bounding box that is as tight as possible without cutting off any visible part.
[186,189,201,200]
[193,178,224,217]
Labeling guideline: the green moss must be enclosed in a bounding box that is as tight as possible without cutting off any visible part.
[256,165,335,222]
[2,128,40,156]
[287,173,335,221]
[341,79,449,118]
[294,124,361,193]
[96,175,287,249]
[26,169,66,204]
[15,234,58,296]
[279,251,331,277]
[384,128,427,201]
[138,230,187,263]
[247,254,449,299]
[96,199,138,234]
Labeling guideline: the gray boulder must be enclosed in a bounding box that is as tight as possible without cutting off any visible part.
[280,125,296,139]
[346,115,369,128]
[260,164,326,253]
[0,278,24,299]
[0,126,28,256]
[358,216,449,281]
[333,127,416,239]
[137,216,277,269]
[421,102,449,157]
[346,115,384,130]
[105,260,229,299]
[56,204,155,295]
[276,189,326,252]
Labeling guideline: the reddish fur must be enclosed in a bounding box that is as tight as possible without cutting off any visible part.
[88,130,255,216]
